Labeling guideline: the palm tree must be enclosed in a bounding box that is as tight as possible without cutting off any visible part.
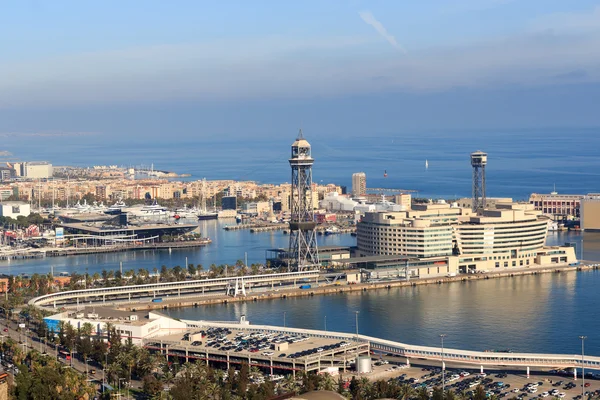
[46,273,54,293]
[138,268,149,283]
[474,385,487,400]
[417,386,430,400]
[318,373,336,391]
[160,265,170,281]
[124,269,135,282]
[106,270,115,287]
[208,264,218,278]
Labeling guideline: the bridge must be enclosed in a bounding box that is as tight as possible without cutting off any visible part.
[29,270,320,308]
[174,320,600,376]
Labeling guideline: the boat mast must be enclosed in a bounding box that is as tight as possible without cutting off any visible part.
[201,178,207,213]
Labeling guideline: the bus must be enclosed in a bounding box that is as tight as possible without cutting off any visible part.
[58,350,71,361]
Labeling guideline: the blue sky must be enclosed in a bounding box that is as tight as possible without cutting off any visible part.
[1,1,600,138]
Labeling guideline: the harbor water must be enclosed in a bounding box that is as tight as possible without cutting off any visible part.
[1,128,599,356]
[1,222,598,356]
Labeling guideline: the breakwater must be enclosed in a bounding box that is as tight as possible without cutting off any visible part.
[122,262,600,312]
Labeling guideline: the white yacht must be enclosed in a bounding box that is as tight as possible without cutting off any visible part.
[105,200,127,215]
[172,205,200,219]
[127,200,168,218]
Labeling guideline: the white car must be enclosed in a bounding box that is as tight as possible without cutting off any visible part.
[557,393,566,398]
[540,392,549,398]
[529,388,538,394]
[460,371,470,377]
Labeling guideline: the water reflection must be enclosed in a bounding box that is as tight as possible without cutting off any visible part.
[167,270,600,356]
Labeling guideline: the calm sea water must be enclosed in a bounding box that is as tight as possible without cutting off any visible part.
[0,219,356,276]
[2,128,600,355]
[3,128,600,199]
[165,269,600,357]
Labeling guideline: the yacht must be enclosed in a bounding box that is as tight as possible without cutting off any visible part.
[105,200,127,215]
[197,210,218,221]
[324,226,339,235]
[73,199,91,213]
[127,200,168,218]
[140,200,168,216]
[172,205,200,220]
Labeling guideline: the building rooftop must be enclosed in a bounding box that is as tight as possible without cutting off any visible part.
[57,306,163,327]
[61,221,197,235]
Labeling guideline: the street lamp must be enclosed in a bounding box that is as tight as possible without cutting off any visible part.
[324,315,327,332]
[580,335,587,399]
[440,334,447,397]
[283,312,286,328]
[118,378,126,399]
[103,351,109,393]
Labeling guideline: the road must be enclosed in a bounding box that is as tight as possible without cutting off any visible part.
[0,316,141,398]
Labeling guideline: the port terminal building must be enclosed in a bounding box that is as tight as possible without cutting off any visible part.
[353,201,577,277]
[44,307,187,345]
[60,221,198,245]
[528,192,582,220]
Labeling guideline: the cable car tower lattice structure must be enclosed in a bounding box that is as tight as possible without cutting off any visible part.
[288,129,319,271]
[471,150,488,213]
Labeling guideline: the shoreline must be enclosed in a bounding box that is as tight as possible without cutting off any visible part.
[120,261,600,312]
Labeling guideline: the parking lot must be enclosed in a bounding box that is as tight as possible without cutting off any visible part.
[149,326,367,368]
[345,360,600,400]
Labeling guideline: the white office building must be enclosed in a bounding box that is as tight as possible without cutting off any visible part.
[0,202,31,218]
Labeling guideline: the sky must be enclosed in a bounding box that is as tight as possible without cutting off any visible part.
[1,0,600,140]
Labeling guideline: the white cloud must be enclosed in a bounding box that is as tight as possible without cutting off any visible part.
[358,10,407,53]
[1,23,600,107]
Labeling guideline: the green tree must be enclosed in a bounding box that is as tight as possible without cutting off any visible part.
[432,386,444,400]
[474,385,487,400]
[143,374,163,398]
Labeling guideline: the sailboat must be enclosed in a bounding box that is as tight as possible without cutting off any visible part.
[425,160,429,169]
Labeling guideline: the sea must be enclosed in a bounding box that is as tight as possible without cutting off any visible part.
[4,127,600,199]
[1,127,600,356]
